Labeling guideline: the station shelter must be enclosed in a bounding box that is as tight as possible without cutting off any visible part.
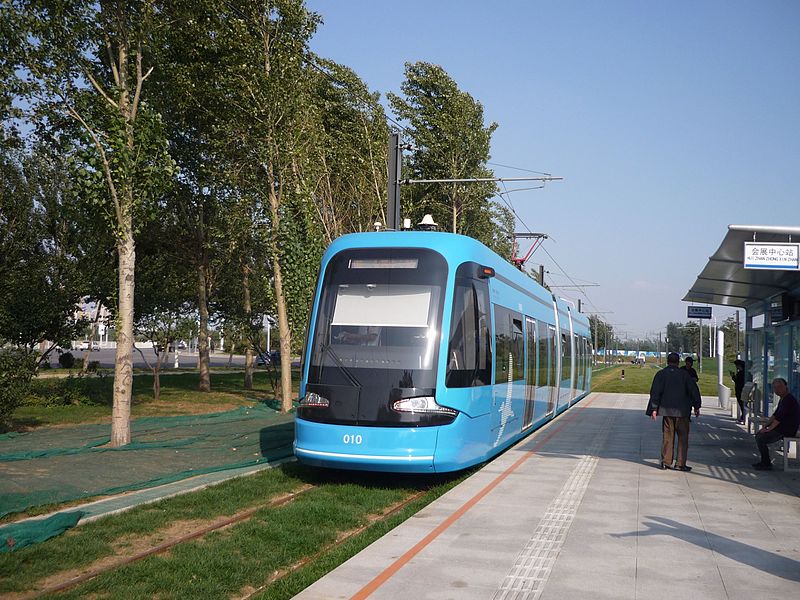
[684,224,800,416]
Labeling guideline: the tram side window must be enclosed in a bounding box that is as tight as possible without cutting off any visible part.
[446,272,492,388]
[494,306,524,384]
[562,332,571,381]
[579,337,585,379]
[583,337,589,377]
[537,320,550,387]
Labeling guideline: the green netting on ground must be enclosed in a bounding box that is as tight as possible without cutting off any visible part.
[1,511,84,553]
[0,404,295,518]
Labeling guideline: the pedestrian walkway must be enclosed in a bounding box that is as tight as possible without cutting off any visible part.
[295,392,800,600]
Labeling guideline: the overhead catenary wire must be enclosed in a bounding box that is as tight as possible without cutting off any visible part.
[495,181,603,316]
[488,161,554,177]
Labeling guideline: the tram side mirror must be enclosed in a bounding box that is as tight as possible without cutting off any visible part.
[478,266,495,279]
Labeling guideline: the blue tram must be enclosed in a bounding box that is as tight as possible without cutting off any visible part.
[294,230,592,472]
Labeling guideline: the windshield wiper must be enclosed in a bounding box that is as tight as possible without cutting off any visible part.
[321,343,362,388]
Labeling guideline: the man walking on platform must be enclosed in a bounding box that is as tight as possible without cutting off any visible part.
[647,352,702,471]
[752,378,800,470]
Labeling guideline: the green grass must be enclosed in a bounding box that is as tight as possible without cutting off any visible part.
[591,358,735,396]
[0,463,467,599]
[12,369,299,429]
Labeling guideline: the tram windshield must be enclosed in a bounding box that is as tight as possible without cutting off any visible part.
[307,248,447,390]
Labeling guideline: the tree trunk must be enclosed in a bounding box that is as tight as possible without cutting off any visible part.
[153,362,161,401]
[111,226,135,447]
[243,261,253,390]
[197,261,211,392]
[266,165,293,413]
[272,252,293,412]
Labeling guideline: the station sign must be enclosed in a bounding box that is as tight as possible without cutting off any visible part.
[744,242,800,270]
[687,306,712,319]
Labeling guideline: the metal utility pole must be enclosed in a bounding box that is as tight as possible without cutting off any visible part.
[386,132,402,230]
[698,319,703,374]
[658,331,662,365]
[736,310,740,358]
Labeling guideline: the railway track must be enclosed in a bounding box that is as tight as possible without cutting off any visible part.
[19,482,433,600]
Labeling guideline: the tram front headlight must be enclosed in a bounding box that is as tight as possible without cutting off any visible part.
[392,396,457,416]
[300,392,329,408]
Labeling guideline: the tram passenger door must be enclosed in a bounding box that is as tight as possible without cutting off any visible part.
[523,318,536,429]
[547,325,558,416]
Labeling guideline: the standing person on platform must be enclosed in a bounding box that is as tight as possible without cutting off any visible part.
[752,378,800,470]
[681,356,699,382]
[647,352,702,471]
[730,359,746,424]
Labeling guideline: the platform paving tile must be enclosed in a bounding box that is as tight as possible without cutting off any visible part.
[539,574,636,600]
[371,578,496,600]
[633,580,730,600]
[716,563,800,600]
[292,393,800,599]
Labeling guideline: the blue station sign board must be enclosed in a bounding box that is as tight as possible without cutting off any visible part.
[687,306,712,319]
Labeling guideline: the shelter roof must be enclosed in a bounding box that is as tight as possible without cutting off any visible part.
[683,225,800,310]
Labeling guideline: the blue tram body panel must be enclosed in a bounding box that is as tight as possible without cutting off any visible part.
[295,231,592,473]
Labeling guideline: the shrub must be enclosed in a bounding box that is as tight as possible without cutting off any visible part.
[0,349,37,430]
[58,351,75,369]
[26,375,96,407]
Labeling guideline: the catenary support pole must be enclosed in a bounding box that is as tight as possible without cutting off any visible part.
[386,132,402,230]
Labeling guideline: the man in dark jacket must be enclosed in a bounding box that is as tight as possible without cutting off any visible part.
[681,356,699,382]
[648,352,702,471]
[753,378,800,470]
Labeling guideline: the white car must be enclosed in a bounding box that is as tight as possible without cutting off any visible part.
[79,340,101,351]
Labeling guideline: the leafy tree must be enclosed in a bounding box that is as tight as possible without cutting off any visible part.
[589,316,615,357]
[146,0,235,393]
[0,348,37,431]
[0,147,89,363]
[7,0,176,445]
[174,0,320,412]
[666,321,701,356]
[133,217,196,400]
[307,58,389,241]
[719,315,743,362]
[388,62,510,256]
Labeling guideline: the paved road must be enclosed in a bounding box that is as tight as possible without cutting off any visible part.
[56,347,249,369]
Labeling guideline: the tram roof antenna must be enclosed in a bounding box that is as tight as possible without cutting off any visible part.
[512,232,549,269]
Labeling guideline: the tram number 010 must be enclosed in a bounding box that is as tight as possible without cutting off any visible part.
[342,434,363,445]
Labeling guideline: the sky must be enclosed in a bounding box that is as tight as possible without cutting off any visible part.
[304,0,800,339]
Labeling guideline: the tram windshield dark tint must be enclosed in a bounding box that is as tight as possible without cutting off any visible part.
[308,248,446,391]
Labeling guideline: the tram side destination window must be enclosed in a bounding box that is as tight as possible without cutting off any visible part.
[446,263,492,388]
[494,305,524,384]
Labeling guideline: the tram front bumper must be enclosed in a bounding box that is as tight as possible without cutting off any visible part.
[294,419,439,473]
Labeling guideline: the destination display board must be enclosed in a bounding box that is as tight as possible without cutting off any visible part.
[687,306,712,319]
[744,242,800,270]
